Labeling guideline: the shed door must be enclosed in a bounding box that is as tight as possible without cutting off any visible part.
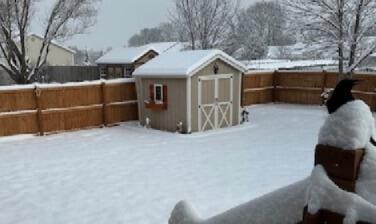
[198,74,233,132]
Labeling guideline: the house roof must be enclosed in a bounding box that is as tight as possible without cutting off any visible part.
[29,34,76,54]
[143,42,186,54]
[95,42,186,65]
[243,59,338,70]
[133,49,246,78]
[95,46,157,64]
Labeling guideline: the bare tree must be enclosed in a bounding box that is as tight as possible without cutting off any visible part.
[223,1,293,60]
[287,0,376,79]
[128,22,182,47]
[0,0,100,84]
[172,0,239,50]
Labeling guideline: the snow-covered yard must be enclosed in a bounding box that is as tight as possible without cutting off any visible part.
[0,104,328,224]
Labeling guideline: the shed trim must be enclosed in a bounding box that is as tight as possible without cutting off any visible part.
[238,73,243,124]
[133,50,246,78]
[188,54,245,77]
[186,77,192,133]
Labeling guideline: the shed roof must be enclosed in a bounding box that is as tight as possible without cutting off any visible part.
[133,49,246,78]
[95,46,157,64]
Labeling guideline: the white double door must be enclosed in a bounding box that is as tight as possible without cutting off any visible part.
[198,74,233,132]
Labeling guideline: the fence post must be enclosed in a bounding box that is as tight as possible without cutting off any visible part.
[272,70,278,102]
[320,70,328,105]
[241,73,245,107]
[101,82,107,126]
[302,145,366,224]
[34,86,44,136]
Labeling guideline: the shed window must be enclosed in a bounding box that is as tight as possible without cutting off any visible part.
[154,84,163,103]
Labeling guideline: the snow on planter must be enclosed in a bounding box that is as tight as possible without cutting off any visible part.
[306,166,376,224]
[318,100,375,150]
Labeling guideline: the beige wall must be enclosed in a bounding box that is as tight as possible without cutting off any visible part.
[190,59,242,132]
[136,77,188,132]
[134,51,158,69]
[25,36,74,66]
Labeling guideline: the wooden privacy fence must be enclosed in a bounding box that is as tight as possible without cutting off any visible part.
[0,79,138,137]
[34,66,100,83]
[243,70,376,111]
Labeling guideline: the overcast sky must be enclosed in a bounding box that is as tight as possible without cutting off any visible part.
[40,0,262,50]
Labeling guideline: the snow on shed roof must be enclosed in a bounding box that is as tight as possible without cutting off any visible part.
[133,49,246,78]
[95,46,157,64]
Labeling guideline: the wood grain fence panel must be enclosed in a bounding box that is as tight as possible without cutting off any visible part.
[42,106,103,132]
[243,89,273,105]
[105,83,137,103]
[0,89,36,112]
[40,85,102,109]
[106,103,138,124]
[324,73,339,88]
[0,80,137,137]
[39,88,65,109]
[275,88,323,105]
[0,112,38,136]
[275,71,325,88]
[243,72,274,89]
[352,74,376,92]
[41,111,65,133]
[353,92,376,111]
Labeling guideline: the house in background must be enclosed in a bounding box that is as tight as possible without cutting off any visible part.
[24,34,76,66]
[96,42,186,79]
[96,46,159,79]
[0,34,76,85]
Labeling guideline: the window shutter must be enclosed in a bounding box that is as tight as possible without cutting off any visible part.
[163,85,168,103]
[149,84,154,101]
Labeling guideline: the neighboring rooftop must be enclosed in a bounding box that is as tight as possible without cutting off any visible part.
[267,42,335,60]
[95,45,157,64]
[133,49,246,77]
[96,42,187,65]
[243,59,338,71]
[143,42,186,54]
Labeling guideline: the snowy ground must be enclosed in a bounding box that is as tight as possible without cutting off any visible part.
[0,104,328,224]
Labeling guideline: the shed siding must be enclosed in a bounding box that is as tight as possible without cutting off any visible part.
[136,78,188,132]
[191,59,242,132]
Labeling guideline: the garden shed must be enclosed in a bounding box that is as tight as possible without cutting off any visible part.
[133,49,246,133]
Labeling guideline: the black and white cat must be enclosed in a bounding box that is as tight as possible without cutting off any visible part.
[318,79,376,205]
[319,79,376,149]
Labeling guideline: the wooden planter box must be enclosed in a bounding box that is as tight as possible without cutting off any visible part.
[315,145,365,181]
[301,145,369,224]
[302,207,371,224]
[144,101,167,111]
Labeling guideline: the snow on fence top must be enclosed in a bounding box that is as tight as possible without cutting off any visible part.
[0,78,135,91]
[133,49,246,77]
[244,59,338,71]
